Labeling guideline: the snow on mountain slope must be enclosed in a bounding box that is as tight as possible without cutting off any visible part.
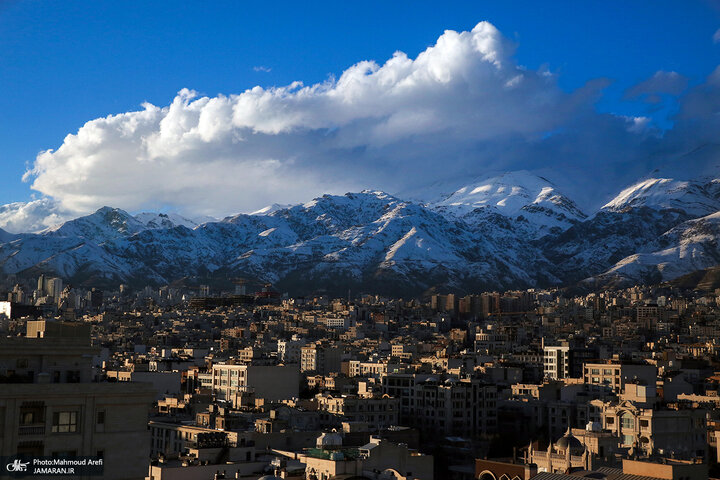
[0,190,549,294]
[541,207,691,284]
[43,207,147,242]
[134,212,206,230]
[592,211,720,285]
[269,191,400,237]
[430,171,586,238]
[3,171,720,294]
[0,233,146,285]
[228,191,549,294]
[603,177,720,217]
[104,226,223,282]
[541,174,720,284]
[250,203,295,215]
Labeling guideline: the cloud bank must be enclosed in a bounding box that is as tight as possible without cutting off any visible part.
[0,198,73,234]
[10,21,720,233]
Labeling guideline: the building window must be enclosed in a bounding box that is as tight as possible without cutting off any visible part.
[52,411,78,433]
[96,410,105,432]
[621,413,634,429]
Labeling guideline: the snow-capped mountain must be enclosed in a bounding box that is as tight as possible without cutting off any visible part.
[428,171,587,239]
[592,211,720,286]
[603,177,720,217]
[42,207,147,242]
[250,204,295,216]
[1,170,720,295]
[0,190,555,295]
[224,191,552,294]
[541,207,690,284]
[134,212,210,230]
[540,174,720,285]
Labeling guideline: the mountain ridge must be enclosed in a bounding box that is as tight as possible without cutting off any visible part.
[1,170,720,296]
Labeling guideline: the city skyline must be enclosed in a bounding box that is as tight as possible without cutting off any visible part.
[3,4,720,480]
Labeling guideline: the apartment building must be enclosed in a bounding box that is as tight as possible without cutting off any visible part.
[300,343,342,375]
[544,342,598,380]
[583,360,657,394]
[277,338,305,363]
[0,320,155,480]
[381,373,497,438]
[211,363,299,403]
[601,401,707,457]
[148,421,244,457]
[347,360,400,378]
[544,345,571,380]
[316,393,399,430]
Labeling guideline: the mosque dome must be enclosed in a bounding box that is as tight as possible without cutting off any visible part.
[316,430,343,448]
[555,429,584,455]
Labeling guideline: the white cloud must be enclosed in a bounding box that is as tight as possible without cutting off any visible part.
[714,28,720,44]
[25,22,578,217]
[253,66,272,72]
[0,198,72,233]
[19,21,720,228]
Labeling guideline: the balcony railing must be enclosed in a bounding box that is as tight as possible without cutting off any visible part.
[18,425,45,435]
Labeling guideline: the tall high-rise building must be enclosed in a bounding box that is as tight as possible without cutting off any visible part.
[37,274,46,297]
[90,288,103,308]
[46,277,63,301]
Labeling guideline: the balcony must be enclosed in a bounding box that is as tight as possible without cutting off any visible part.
[18,424,45,436]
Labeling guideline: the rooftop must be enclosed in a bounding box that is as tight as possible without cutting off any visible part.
[303,448,361,460]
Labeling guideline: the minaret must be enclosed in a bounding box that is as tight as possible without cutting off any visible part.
[565,440,571,471]
[527,441,534,464]
[547,442,552,471]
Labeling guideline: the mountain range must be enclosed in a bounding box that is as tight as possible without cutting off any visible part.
[1,169,720,296]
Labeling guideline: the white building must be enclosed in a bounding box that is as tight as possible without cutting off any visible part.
[211,363,299,403]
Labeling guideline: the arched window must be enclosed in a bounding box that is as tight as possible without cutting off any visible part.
[620,412,634,429]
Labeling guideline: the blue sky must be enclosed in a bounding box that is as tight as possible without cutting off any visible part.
[0,1,719,230]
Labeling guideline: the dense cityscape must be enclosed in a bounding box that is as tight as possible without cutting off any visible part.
[1,274,719,479]
[2,2,719,480]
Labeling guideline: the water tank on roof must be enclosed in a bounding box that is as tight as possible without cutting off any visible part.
[586,421,602,432]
